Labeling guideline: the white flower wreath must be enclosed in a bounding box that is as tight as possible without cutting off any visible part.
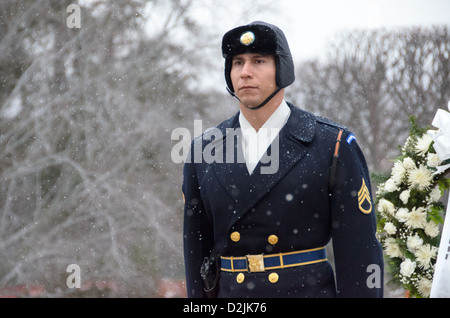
[375,116,450,298]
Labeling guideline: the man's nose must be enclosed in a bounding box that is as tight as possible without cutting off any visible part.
[240,61,253,78]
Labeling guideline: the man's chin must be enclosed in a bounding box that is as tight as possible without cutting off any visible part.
[239,98,262,109]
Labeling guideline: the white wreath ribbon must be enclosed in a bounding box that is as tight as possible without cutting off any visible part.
[428,102,450,162]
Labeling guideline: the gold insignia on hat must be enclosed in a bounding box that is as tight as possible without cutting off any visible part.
[358,178,372,214]
[240,31,255,46]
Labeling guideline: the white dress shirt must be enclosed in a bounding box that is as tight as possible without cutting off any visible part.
[238,100,291,174]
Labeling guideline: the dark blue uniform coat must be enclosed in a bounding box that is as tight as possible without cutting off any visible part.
[183,103,383,298]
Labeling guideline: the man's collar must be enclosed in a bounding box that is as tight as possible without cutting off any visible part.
[216,102,316,144]
[238,100,291,133]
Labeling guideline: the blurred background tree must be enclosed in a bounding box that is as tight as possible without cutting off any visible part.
[0,0,275,297]
[287,26,450,173]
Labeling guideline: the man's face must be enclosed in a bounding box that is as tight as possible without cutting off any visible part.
[230,53,277,108]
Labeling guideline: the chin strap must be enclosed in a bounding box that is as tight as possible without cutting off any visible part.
[226,87,282,110]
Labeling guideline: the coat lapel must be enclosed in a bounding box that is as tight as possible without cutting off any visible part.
[210,104,317,231]
[209,112,251,200]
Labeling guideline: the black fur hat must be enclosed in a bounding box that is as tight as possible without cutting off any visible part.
[222,21,295,93]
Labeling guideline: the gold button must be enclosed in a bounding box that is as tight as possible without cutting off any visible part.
[268,272,279,283]
[230,231,241,242]
[236,273,245,284]
[268,235,279,245]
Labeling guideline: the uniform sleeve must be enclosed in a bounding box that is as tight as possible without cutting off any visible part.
[329,131,384,298]
[182,140,214,298]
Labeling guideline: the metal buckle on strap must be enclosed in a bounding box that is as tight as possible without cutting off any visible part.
[246,254,265,272]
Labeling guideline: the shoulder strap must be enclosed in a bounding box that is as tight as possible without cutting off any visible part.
[329,129,344,193]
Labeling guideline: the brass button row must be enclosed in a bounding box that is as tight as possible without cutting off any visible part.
[230,231,280,284]
[236,272,279,284]
[230,232,279,245]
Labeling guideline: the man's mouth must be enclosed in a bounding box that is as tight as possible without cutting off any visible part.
[239,85,257,91]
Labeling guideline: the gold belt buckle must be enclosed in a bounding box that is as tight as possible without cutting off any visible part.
[246,254,265,272]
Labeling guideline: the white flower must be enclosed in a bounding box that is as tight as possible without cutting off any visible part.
[384,238,403,258]
[395,208,409,223]
[384,178,398,192]
[405,207,427,229]
[406,234,423,252]
[400,258,416,277]
[402,136,415,154]
[403,157,416,170]
[384,222,397,235]
[399,190,410,205]
[417,277,432,298]
[414,244,437,269]
[429,185,442,202]
[391,160,406,183]
[424,221,440,238]
[415,134,433,156]
[408,164,433,190]
[427,153,442,168]
[377,198,396,216]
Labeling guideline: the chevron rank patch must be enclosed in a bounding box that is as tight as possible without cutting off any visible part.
[358,178,372,214]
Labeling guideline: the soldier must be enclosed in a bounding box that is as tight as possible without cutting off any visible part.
[183,21,383,298]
